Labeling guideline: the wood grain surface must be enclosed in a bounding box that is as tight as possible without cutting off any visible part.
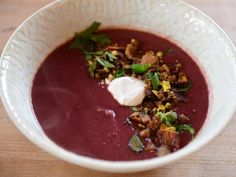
[0,0,236,176]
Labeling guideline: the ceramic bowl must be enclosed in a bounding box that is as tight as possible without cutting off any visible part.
[1,0,236,173]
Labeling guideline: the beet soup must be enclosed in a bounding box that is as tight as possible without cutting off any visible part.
[32,26,208,161]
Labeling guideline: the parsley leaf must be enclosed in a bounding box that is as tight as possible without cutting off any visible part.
[70,36,95,51]
[79,21,101,37]
[128,134,144,153]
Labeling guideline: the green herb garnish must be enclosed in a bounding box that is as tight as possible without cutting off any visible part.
[176,124,195,135]
[88,61,97,78]
[90,34,112,45]
[178,82,192,92]
[104,51,116,61]
[151,72,160,90]
[79,21,101,37]
[85,50,116,70]
[96,58,115,68]
[131,106,138,112]
[70,21,111,51]
[131,64,152,74]
[84,51,104,60]
[146,72,160,90]
[85,50,116,61]
[157,111,178,126]
[165,47,173,54]
[115,68,125,78]
[145,72,153,80]
[128,134,144,153]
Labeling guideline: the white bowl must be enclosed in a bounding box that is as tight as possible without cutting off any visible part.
[1,0,236,173]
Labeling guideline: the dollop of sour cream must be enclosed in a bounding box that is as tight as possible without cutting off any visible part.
[107,76,146,106]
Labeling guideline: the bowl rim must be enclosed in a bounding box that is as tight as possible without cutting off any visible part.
[1,0,236,173]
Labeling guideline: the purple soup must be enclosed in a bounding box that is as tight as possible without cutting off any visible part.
[31,29,208,161]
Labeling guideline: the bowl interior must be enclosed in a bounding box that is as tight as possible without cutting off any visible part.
[1,0,236,173]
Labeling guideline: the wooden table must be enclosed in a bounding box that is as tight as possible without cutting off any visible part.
[0,0,236,176]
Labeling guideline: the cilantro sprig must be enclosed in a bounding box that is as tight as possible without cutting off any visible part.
[70,21,111,51]
[70,21,117,78]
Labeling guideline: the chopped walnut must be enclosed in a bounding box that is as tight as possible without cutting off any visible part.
[156,127,180,149]
[147,116,161,131]
[178,72,188,83]
[159,72,169,81]
[140,51,158,65]
[167,91,187,103]
[179,114,189,121]
[152,89,165,101]
[159,64,170,74]
[168,75,176,83]
[129,112,151,123]
[125,39,140,59]
[106,45,126,51]
[157,145,171,156]
[140,113,151,123]
[140,129,150,138]
[175,63,183,72]
[129,112,142,123]
[145,142,157,152]
[111,50,124,58]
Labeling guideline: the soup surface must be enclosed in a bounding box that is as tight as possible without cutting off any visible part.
[32,29,208,161]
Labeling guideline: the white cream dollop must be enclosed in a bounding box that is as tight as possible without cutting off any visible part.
[107,76,146,106]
